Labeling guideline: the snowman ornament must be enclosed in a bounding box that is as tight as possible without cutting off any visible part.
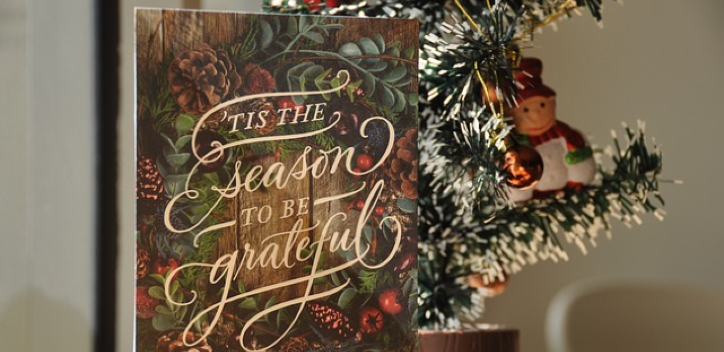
[507,58,596,202]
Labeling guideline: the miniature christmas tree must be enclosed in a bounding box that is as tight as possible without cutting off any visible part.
[266,0,670,331]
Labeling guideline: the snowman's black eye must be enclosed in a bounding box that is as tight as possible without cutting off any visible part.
[523,107,529,113]
[540,102,546,108]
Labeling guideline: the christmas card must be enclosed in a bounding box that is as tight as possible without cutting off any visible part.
[135,8,419,352]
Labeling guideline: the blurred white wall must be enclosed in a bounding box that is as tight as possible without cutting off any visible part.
[483,1,724,351]
[0,0,96,351]
[0,1,29,350]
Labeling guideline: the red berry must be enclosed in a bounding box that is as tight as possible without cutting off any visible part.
[136,286,159,319]
[153,258,180,280]
[394,251,417,273]
[378,289,403,315]
[356,153,374,171]
[374,206,385,217]
[276,97,296,110]
[303,0,322,11]
[359,306,384,334]
[354,200,366,210]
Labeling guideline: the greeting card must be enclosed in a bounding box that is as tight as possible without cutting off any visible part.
[135,8,419,352]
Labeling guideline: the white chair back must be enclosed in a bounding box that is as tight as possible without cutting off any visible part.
[546,278,724,352]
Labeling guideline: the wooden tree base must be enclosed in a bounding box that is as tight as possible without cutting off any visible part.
[419,325,520,352]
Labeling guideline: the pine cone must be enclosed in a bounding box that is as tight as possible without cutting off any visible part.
[239,64,275,96]
[136,246,151,279]
[154,203,185,239]
[156,331,212,352]
[137,157,164,201]
[279,337,309,352]
[207,315,236,347]
[168,44,242,114]
[251,100,279,135]
[385,129,418,199]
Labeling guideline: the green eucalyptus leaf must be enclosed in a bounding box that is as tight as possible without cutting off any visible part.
[152,311,177,331]
[363,72,376,97]
[202,172,220,184]
[149,274,165,285]
[175,135,192,150]
[160,133,176,150]
[163,146,175,159]
[339,42,362,64]
[190,203,210,216]
[302,65,324,82]
[175,114,195,134]
[323,23,344,30]
[358,37,379,55]
[316,68,332,84]
[265,296,279,310]
[164,174,189,198]
[367,61,388,73]
[238,297,257,310]
[286,17,298,36]
[148,286,167,300]
[380,85,395,107]
[403,46,416,61]
[170,280,180,296]
[259,20,273,50]
[362,225,373,242]
[277,308,288,329]
[288,61,314,79]
[346,80,363,102]
[270,16,281,34]
[357,37,380,65]
[392,87,406,113]
[155,157,169,177]
[402,277,414,298]
[331,76,342,97]
[386,43,401,67]
[373,33,386,52]
[330,272,342,286]
[298,16,309,32]
[165,153,190,168]
[393,75,413,88]
[177,306,188,320]
[408,93,419,106]
[383,66,407,83]
[396,198,417,214]
[338,288,357,310]
[155,305,172,315]
[299,75,307,95]
[302,32,324,44]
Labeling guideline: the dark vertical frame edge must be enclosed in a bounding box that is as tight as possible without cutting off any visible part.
[95,0,120,351]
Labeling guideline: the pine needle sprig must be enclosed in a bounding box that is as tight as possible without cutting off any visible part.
[417,123,669,329]
[263,0,448,38]
[468,122,667,283]
[422,5,524,122]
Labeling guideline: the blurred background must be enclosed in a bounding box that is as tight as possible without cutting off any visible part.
[1,0,722,351]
